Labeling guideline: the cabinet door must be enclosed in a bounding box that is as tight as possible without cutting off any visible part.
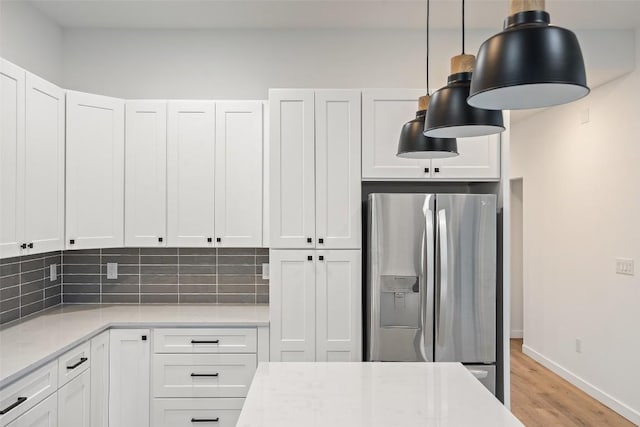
[214,101,263,247]
[90,331,109,427]
[0,59,25,258]
[58,370,90,427]
[6,394,57,427]
[431,134,501,180]
[167,101,215,247]
[269,250,316,361]
[66,91,124,249]
[315,90,361,249]
[109,329,150,427]
[269,90,316,248]
[362,89,429,179]
[125,100,167,246]
[315,250,362,362]
[23,73,65,255]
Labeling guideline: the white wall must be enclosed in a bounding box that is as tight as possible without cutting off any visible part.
[0,0,63,84]
[510,29,640,424]
[509,178,523,339]
[61,28,636,99]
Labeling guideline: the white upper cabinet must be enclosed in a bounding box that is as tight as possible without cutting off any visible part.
[66,91,125,249]
[315,250,362,362]
[269,250,316,362]
[269,90,316,249]
[0,59,25,259]
[315,90,361,249]
[214,101,263,247]
[125,100,167,247]
[362,89,427,180]
[167,101,216,247]
[24,73,65,255]
[431,134,501,180]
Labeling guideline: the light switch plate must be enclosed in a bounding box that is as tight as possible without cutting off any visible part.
[616,258,634,276]
[49,264,57,281]
[107,262,118,280]
[262,263,270,280]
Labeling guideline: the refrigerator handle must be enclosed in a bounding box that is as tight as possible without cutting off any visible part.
[419,202,435,361]
[437,209,449,345]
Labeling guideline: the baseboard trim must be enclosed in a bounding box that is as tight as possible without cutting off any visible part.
[522,344,640,425]
[510,329,523,339]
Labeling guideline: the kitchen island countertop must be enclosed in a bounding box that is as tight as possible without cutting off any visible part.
[0,304,269,387]
[237,362,523,427]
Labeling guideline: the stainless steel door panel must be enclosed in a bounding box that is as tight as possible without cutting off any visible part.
[435,194,496,363]
[466,364,496,395]
[367,193,434,362]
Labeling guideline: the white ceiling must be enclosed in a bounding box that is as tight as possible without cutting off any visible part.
[24,0,640,30]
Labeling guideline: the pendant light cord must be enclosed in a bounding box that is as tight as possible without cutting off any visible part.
[426,0,430,95]
[461,0,466,54]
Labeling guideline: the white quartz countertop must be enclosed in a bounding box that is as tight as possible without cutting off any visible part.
[0,304,269,387]
[237,362,523,427]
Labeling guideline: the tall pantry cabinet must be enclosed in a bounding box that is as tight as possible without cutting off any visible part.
[269,89,362,362]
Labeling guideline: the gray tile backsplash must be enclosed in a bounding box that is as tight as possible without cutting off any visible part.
[0,251,62,325]
[62,247,269,306]
[0,247,269,326]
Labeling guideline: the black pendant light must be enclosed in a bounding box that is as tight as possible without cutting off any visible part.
[423,0,504,139]
[397,0,458,159]
[468,0,589,110]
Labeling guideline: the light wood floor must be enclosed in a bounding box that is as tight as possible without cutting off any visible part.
[510,339,635,426]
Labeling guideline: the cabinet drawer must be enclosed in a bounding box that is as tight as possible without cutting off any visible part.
[153,328,257,354]
[5,393,57,427]
[57,342,90,388]
[0,361,57,426]
[152,398,243,427]
[153,354,256,398]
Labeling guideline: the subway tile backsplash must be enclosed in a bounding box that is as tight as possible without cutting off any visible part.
[62,247,269,306]
[0,251,62,325]
[0,247,269,326]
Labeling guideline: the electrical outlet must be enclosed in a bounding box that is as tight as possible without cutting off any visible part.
[106,263,118,280]
[575,338,582,354]
[262,263,270,280]
[616,258,634,276]
[49,264,57,281]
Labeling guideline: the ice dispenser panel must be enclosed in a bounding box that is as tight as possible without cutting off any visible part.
[380,275,420,328]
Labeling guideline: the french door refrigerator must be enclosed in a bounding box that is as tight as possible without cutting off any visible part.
[366,193,497,393]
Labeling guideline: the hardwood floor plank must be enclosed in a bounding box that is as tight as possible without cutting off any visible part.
[510,339,635,426]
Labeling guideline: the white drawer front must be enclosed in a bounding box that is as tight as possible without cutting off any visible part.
[153,354,256,398]
[153,328,257,354]
[152,398,243,427]
[57,342,91,388]
[0,362,58,427]
[5,393,57,427]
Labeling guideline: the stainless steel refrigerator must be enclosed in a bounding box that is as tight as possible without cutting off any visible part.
[366,193,497,393]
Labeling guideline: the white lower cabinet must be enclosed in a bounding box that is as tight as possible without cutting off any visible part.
[269,249,362,362]
[6,394,57,427]
[152,398,243,427]
[57,370,90,427]
[90,332,109,427]
[109,329,150,427]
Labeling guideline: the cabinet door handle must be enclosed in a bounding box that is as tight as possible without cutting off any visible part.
[216,237,221,243]
[27,243,33,249]
[69,239,75,245]
[66,357,88,370]
[319,255,324,261]
[424,167,430,173]
[0,397,27,415]
[207,237,213,243]
[434,167,440,173]
[190,373,219,377]
[307,255,313,261]
[191,418,219,423]
[158,237,163,243]
[191,339,219,344]
[318,238,324,244]
[306,237,312,243]
[20,243,27,249]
